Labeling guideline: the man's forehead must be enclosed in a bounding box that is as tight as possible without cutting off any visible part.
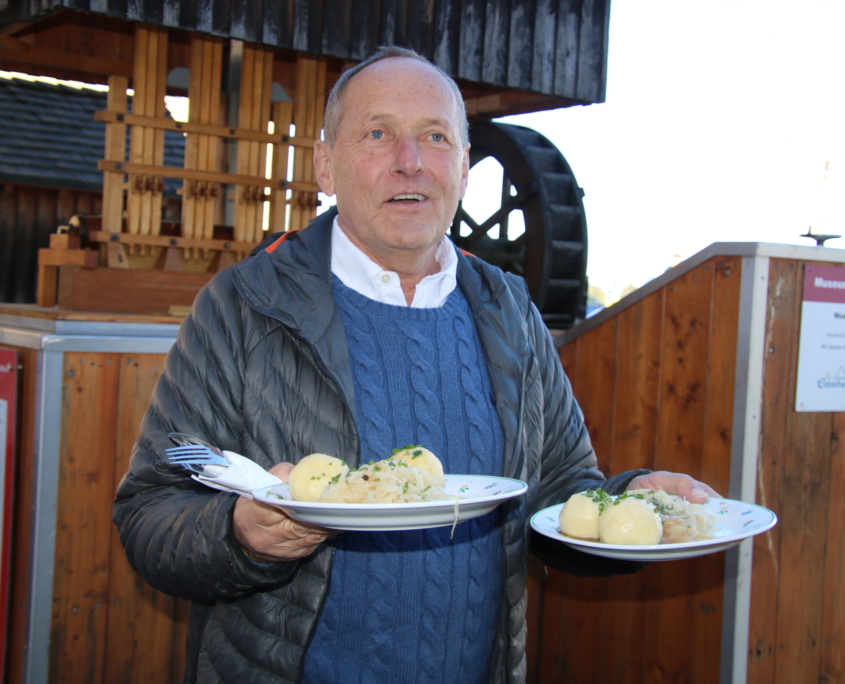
[362,112,454,127]
[354,55,444,86]
[340,59,460,123]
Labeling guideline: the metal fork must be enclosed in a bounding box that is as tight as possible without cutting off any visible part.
[166,433,229,473]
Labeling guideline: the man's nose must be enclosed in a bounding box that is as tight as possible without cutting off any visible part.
[392,135,423,175]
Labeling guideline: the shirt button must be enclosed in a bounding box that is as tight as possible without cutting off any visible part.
[381,274,391,283]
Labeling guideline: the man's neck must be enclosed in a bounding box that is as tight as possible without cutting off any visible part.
[338,223,442,305]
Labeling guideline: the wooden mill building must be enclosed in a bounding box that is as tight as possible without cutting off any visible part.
[0,3,841,684]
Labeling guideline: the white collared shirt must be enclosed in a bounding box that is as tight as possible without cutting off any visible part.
[330,216,458,308]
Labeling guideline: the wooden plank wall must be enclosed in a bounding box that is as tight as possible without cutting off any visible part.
[747,258,845,684]
[526,255,740,684]
[0,185,101,304]
[7,0,611,105]
[5,348,190,684]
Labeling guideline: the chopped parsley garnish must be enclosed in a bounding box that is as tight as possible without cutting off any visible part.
[584,488,613,512]
[615,491,646,505]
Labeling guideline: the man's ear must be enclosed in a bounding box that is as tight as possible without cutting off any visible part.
[313,140,336,196]
[458,144,470,200]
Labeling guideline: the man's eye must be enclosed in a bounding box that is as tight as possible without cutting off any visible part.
[431,133,444,142]
[369,130,384,139]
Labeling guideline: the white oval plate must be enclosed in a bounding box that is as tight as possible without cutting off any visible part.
[530,498,777,561]
[253,475,528,531]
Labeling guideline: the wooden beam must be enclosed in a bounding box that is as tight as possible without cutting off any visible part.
[38,248,99,267]
[0,22,32,41]
[86,230,260,253]
[94,112,318,147]
[56,265,214,315]
[0,36,134,78]
[270,100,294,232]
[101,76,128,234]
[97,160,320,193]
[464,94,502,115]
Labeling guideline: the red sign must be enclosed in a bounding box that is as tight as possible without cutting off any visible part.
[804,264,845,304]
[0,347,17,678]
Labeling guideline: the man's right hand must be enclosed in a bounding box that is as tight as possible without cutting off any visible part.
[233,462,332,563]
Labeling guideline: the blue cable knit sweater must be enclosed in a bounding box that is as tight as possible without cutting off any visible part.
[301,278,505,684]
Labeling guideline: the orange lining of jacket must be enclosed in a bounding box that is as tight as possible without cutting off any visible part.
[264,229,473,258]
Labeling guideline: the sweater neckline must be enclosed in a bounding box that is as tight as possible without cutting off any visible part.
[331,275,464,321]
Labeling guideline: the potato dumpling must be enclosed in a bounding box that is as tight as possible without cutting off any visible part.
[559,492,601,540]
[598,496,663,545]
[289,453,349,502]
[390,446,444,483]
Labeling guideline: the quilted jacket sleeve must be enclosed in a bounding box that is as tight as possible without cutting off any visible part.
[113,274,299,603]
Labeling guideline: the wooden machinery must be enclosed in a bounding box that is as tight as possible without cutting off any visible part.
[32,27,328,315]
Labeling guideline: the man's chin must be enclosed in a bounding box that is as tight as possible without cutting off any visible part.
[382,224,447,252]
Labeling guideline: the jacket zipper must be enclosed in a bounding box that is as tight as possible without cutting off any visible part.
[286,328,353,684]
[496,348,532,682]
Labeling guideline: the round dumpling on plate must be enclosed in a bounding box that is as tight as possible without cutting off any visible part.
[598,496,663,545]
[289,453,349,502]
[390,445,445,483]
[559,492,602,540]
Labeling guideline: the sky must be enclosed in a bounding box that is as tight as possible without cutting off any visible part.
[497,0,845,299]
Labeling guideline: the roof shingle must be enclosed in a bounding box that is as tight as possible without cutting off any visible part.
[0,77,185,194]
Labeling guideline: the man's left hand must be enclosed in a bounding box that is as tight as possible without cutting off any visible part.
[627,471,720,503]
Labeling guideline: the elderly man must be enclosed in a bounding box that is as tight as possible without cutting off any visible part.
[113,46,716,684]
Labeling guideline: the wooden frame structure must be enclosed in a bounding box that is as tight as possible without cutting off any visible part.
[34,24,326,314]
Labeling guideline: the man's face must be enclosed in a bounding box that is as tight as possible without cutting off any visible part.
[314,57,469,268]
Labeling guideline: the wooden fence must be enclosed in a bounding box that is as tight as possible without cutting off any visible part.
[525,248,845,684]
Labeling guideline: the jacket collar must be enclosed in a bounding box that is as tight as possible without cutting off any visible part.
[232,208,338,337]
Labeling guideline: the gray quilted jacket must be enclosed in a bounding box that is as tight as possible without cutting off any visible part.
[113,209,646,684]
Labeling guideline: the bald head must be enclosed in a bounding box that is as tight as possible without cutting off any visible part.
[323,46,469,147]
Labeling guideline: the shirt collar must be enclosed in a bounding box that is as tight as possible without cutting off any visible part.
[330,215,457,308]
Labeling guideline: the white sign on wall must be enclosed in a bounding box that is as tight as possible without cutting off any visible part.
[795,264,845,412]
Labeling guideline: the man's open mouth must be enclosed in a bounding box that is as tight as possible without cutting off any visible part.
[389,194,426,202]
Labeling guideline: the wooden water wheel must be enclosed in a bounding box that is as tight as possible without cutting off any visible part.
[450,121,588,328]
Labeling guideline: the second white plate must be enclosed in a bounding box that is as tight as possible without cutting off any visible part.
[530,498,777,561]
[253,475,528,531]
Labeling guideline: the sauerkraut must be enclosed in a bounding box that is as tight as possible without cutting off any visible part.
[290,446,449,504]
[629,489,714,543]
